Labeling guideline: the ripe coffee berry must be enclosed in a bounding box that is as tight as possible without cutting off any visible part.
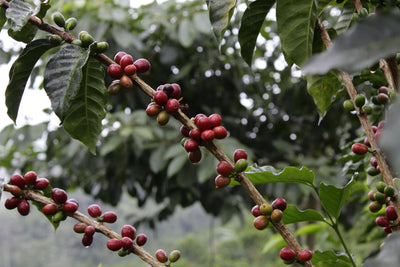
[107,238,122,251]
[84,225,96,236]
[34,178,49,190]
[136,233,148,246]
[10,174,26,189]
[201,129,215,142]
[180,125,190,137]
[298,249,313,262]
[165,99,180,114]
[384,226,392,234]
[62,201,79,215]
[378,93,389,104]
[17,199,30,216]
[369,201,382,213]
[272,198,287,211]
[42,203,59,216]
[156,249,168,263]
[233,149,248,163]
[189,128,202,140]
[119,54,134,70]
[379,86,390,94]
[107,64,123,79]
[171,83,181,99]
[121,237,134,250]
[120,75,133,89]
[370,157,378,167]
[196,117,212,131]
[121,225,137,239]
[251,205,262,217]
[146,102,162,117]
[153,91,168,106]
[188,149,202,164]
[184,139,199,152]
[124,64,136,76]
[209,114,222,127]
[24,171,37,185]
[376,216,390,227]
[216,161,233,177]
[351,143,368,155]
[253,215,269,230]
[52,188,68,204]
[368,190,376,201]
[5,197,20,210]
[270,209,283,223]
[215,175,231,188]
[133,58,151,73]
[385,206,398,221]
[88,204,102,218]
[213,126,228,139]
[73,222,88,233]
[194,114,206,125]
[280,247,296,262]
[82,234,94,247]
[114,51,127,64]
[102,211,118,223]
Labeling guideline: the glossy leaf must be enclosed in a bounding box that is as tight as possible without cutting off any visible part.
[333,1,355,35]
[319,178,355,219]
[312,250,353,267]
[303,12,400,74]
[178,18,196,47]
[44,44,90,121]
[282,205,325,224]
[306,71,342,119]
[231,165,315,186]
[276,0,318,66]
[238,0,275,65]
[6,39,56,123]
[62,58,108,154]
[206,0,237,44]
[7,23,37,43]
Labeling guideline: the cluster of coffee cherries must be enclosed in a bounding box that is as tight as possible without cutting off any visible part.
[107,51,151,94]
[279,247,313,264]
[251,197,287,230]
[214,149,248,188]
[180,113,228,164]
[42,188,79,224]
[368,181,399,234]
[4,172,49,216]
[146,83,186,126]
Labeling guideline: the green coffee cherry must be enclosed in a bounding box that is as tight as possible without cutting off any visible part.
[65,17,78,31]
[168,250,181,262]
[384,185,395,198]
[79,31,95,47]
[95,41,109,53]
[260,203,273,216]
[49,34,63,45]
[234,159,248,173]
[374,191,387,204]
[71,39,82,46]
[354,94,366,108]
[359,8,368,18]
[363,105,373,114]
[52,12,65,28]
[367,166,380,176]
[52,210,65,223]
[343,99,355,111]
[376,181,387,193]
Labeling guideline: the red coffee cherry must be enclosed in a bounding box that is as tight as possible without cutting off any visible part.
[196,117,212,131]
[121,225,136,239]
[34,178,50,190]
[180,125,190,137]
[251,205,262,217]
[10,174,26,189]
[279,247,296,262]
[4,197,20,210]
[184,139,199,152]
[194,114,206,125]
[171,83,181,99]
[201,129,215,142]
[107,238,122,251]
[107,64,123,79]
[370,157,378,167]
[155,249,168,263]
[271,198,287,211]
[215,175,231,188]
[84,225,96,236]
[114,51,127,64]
[121,237,134,250]
[364,137,370,147]
[216,161,233,177]
[73,222,88,233]
[108,80,121,95]
[213,126,228,139]
[24,171,37,185]
[233,149,248,163]
[165,99,180,114]
[124,64,137,76]
[17,199,30,216]
[136,233,148,246]
[153,91,168,106]
[162,84,174,98]
[146,102,162,117]
[376,216,390,227]
[119,54,134,70]
[385,206,398,221]
[377,93,389,104]
[384,226,392,234]
[368,190,376,201]
[42,203,59,216]
[378,121,386,129]
[102,211,118,223]
[88,204,102,218]
[188,149,202,164]
[133,58,151,73]
[62,201,79,215]
[120,75,133,90]
[82,234,94,247]
[351,143,368,155]
[379,86,389,94]
[189,128,202,140]
[298,249,313,262]
[253,215,269,230]
[209,114,222,128]
[52,188,68,204]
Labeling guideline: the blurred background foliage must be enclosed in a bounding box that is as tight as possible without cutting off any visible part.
[0,0,389,265]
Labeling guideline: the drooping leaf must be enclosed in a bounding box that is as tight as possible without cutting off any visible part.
[6,39,56,123]
[0,7,6,30]
[231,165,315,187]
[44,44,90,121]
[312,250,353,267]
[62,58,108,154]
[35,0,51,20]
[5,0,34,31]
[178,18,196,47]
[306,71,342,119]
[276,0,318,66]
[282,205,325,225]
[318,178,355,219]
[333,1,355,35]
[7,21,37,43]
[364,232,400,267]
[206,0,237,44]
[303,11,400,75]
[238,0,275,65]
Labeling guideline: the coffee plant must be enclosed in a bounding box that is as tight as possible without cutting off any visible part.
[2,0,400,266]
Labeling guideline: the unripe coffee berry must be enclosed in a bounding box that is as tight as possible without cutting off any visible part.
[234,159,248,173]
[216,161,233,177]
[201,129,215,142]
[280,247,296,262]
[298,249,313,262]
[184,139,199,152]
[215,175,231,188]
[114,51,127,64]
[107,64,123,79]
[251,205,262,217]
[4,197,20,210]
[120,75,133,90]
[189,128,202,140]
[73,222,88,233]
[369,201,382,213]
[82,234,93,247]
[153,91,168,106]
[169,250,181,263]
[52,210,66,223]
[354,94,366,107]
[52,188,68,204]
[351,143,368,155]
[233,149,248,163]
[17,199,30,216]
[121,237,134,250]
[119,54,134,70]
[42,203,59,216]
[52,12,65,28]
[107,238,122,251]
[272,198,287,211]
[385,206,398,221]
[108,81,121,95]
[34,178,50,190]
[7,184,23,196]
[24,171,37,185]
[213,126,228,139]
[10,174,26,189]
[155,249,168,263]
[343,99,354,111]
[376,181,386,193]
[65,17,77,31]
[88,204,102,218]
[260,203,273,215]
[377,93,389,104]
[133,58,151,73]
[121,225,136,239]
[136,233,147,246]
[384,185,395,198]
[102,211,118,223]
[146,102,162,117]
[157,110,170,126]
[368,190,376,201]
[95,41,109,53]
[79,32,94,47]
[270,209,283,223]
[376,216,390,227]
[188,149,202,164]
[253,215,269,230]
[165,99,180,114]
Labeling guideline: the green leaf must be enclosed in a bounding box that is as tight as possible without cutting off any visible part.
[319,178,355,219]
[262,233,285,253]
[62,58,108,154]
[333,1,355,35]
[167,154,187,178]
[44,44,90,122]
[238,0,275,65]
[6,0,34,31]
[317,0,334,15]
[303,11,400,75]
[0,7,6,30]
[231,165,315,187]
[6,39,56,123]
[206,0,237,44]
[282,205,325,225]
[312,250,353,267]
[306,71,342,119]
[295,223,325,235]
[276,0,318,66]
[178,18,196,48]
[149,147,168,173]
[8,22,37,43]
